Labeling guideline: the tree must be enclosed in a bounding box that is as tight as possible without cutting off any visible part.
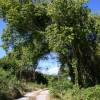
[0,0,50,80]
[0,0,100,87]
[46,0,100,87]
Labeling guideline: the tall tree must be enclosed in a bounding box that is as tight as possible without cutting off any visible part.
[46,0,100,87]
[0,0,50,79]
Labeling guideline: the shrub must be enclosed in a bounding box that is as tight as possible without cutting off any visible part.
[64,85,100,100]
[0,68,22,99]
[48,76,73,99]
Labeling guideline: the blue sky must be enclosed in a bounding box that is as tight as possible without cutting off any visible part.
[0,19,6,58]
[0,0,100,73]
[88,0,100,12]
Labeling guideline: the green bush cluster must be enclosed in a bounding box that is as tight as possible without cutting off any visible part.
[0,68,21,99]
[64,85,100,100]
[49,78,100,100]
[48,76,73,99]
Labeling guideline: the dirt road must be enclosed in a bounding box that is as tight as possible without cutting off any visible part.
[15,89,49,100]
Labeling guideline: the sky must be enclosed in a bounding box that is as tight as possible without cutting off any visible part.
[0,19,6,58]
[88,0,100,13]
[37,52,61,75]
[0,0,100,74]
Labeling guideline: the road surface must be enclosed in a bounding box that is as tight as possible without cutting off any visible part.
[15,89,49,100]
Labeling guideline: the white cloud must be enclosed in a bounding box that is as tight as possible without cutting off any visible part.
[36,67,60,75]
[46,67,60,75]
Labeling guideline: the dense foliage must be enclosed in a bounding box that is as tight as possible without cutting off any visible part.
[0,0,100,99]
[46,0,100,87]
[63,85,100,100]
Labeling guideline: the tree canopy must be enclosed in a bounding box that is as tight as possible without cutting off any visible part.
[0,0,100,87]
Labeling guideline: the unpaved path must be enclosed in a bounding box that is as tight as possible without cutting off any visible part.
[15,89,49,100]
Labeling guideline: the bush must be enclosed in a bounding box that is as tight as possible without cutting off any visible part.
[64,85,100,100]
[48,76,73,99]
[0,68,22,99]
[49,79,100,100]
